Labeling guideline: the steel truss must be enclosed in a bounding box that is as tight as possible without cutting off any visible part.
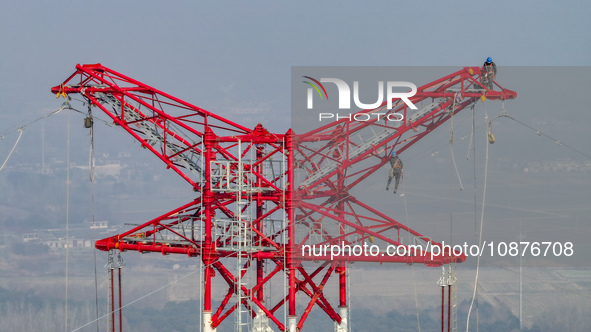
[52,64,515,331]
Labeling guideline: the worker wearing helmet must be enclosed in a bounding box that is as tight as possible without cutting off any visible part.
[386,151,403,194]
[481,57,497,89]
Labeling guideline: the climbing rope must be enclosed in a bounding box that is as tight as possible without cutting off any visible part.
[402,193,422,332]
[448,94,465,191]
[449,96,464,190]
[65,109,71,332]
[85,101,101,332]
[447,96,462,332]
[466,111,491,332]
[465,104,476,161]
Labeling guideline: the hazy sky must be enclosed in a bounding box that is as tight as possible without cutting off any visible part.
[1,0,590,254]
[1,0,590,127]
[0,2,590,330]
[1,1,590,252]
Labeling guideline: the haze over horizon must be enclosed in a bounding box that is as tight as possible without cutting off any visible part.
[1,1,589,331]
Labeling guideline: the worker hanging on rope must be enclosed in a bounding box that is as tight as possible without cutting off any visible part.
[481,57,497,90]
[386,151,403,194]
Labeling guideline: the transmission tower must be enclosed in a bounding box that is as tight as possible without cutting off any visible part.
[52,64,515,331]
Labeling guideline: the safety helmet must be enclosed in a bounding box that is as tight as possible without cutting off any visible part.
[486,57,492,64]
[391,151,397,156]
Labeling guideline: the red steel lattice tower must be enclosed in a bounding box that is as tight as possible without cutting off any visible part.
[52,64,515,332]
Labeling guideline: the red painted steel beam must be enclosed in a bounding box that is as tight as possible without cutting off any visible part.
[52,64,515,332]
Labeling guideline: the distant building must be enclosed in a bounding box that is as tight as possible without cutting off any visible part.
[22,233,40,242]
[524,160,591,173]
[90,220,109,229]
[45,237,92,249]
[75,161,123,179]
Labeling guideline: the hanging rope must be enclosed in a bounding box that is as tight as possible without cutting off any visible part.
[469,102,479,332]
[89,118,95,182]
[65,109,71,332]
[448,98,459,332]
[448,94,465,191]
[449,144,464,191]
[85,100,101,332]
[402,193,422,332]
[465,104,476,161]
[466,111,491,332]
[0,127,24,173]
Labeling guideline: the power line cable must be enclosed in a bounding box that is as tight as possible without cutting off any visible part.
[402,193,422,332]
[0,128,24,173]
[0,103,112,139]
[86,103,100,332]
[499,266,591,301]
[492,113,591,159]
[0,104,68,137]
[70,268,201,332]
[65,109,71,332]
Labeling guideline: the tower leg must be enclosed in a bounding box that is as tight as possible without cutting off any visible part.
[202,264,216,332]
[335,264,348,332]
[110,268,115,332]
[252,309,275,332]
[334,306,348,332]
[203,311,215,332]
[286,130,297,332]
[287,316,297,332]
[447,285,452,332]
[441,286,445,332]
[118,268,122,332]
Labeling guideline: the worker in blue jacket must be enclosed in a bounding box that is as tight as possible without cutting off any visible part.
[386,151,403,194]
[482,57,497,89]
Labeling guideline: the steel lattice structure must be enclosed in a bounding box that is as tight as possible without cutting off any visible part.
[52,64,515,332]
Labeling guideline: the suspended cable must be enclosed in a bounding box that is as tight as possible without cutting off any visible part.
[402,193,421,332]
[449,144,464,191]
[448,108,460,332]
[0,103,111,140]
[404,108,476,165]
[0,105,67,138]
[470,103,479,332]
[0,103,111,176]
[86,102,100,332]
[448,108,456,332]
[118,253,124,332]
[466,104,475,161]
[492,114,591,159]
[71,267,201,332]
[0,127,24,173]
[89,119,95,182]
[499,266,591,300]
[466,112,491,332]
[65,109,71,332]
[1,102,116,332]
[449,93,464,191]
